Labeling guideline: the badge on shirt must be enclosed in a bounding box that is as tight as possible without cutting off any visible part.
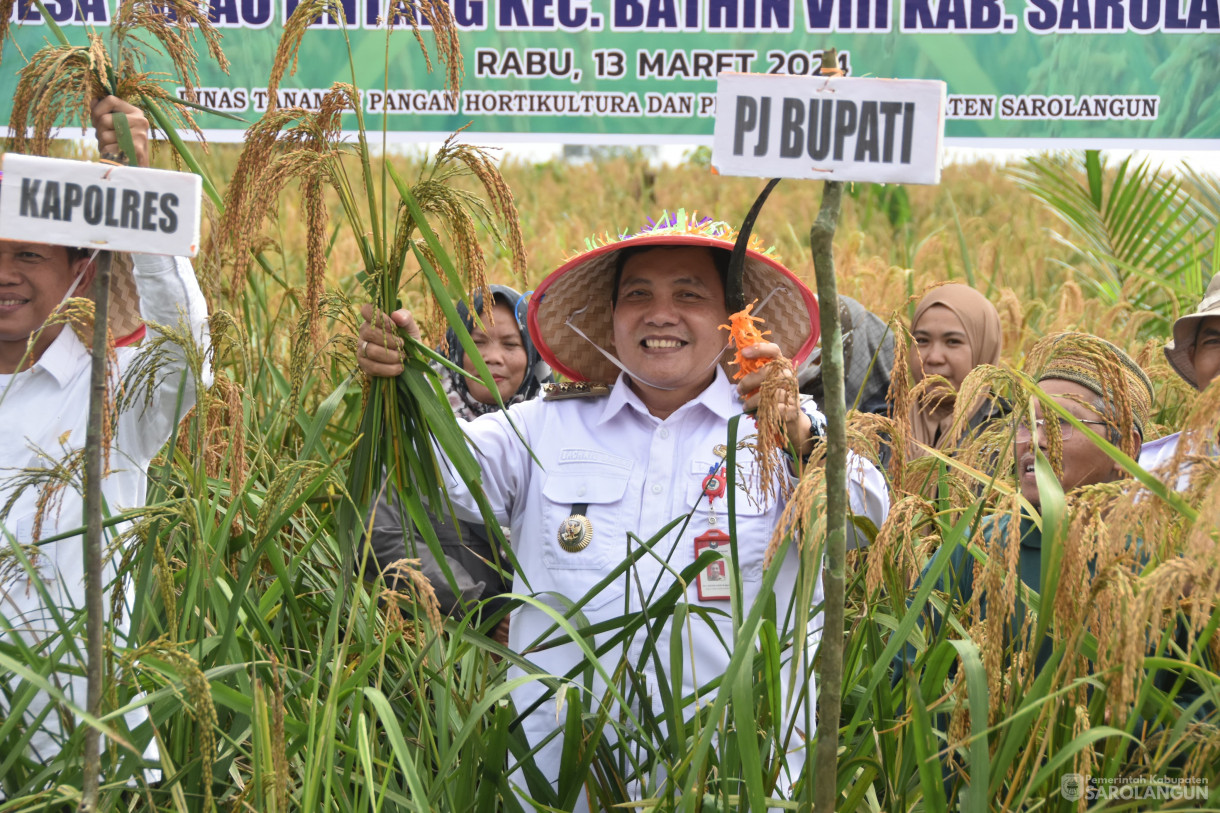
[543,382,612,401]
[557,513,593,552]
[694,528,732,601]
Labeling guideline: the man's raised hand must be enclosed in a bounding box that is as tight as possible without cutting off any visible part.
[357,304,418,378]
[91,96,151,168]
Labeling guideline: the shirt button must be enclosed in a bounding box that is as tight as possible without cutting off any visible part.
[651,483,663,494]
[658,428,670,439]
[578,485,587,497]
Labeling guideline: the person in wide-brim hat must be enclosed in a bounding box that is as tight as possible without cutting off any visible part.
[1140,271,1220,485]
[352,210,893,810]
[0,173,147,350]
[0,95,211,782]
[527,210,820,386]
[1164,271,1220,390]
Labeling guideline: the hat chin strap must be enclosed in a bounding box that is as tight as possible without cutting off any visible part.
[562,285,789,390]
[563,304,724,391]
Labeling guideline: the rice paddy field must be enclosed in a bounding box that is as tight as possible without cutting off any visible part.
[2,5,1219,811]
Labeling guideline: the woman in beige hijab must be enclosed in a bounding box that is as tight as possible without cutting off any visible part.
[906,283,1004,454]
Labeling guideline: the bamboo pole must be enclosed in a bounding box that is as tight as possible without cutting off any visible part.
[811,177,846,813]
[810,48,847,813]
[79,246,111,812]
[80,144,128,810]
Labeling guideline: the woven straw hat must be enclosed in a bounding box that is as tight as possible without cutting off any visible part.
[527,212,819,385]
[0,168,146,347]
[103,252,148,346]
[1164,271,1220,389]
[50,250,145,346]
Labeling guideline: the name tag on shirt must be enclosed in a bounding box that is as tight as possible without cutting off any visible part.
[694,529,732,601]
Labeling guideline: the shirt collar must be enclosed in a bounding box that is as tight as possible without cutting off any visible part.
[1018,515,1042,550]
[29,327,89,388]
[597,366,742,426]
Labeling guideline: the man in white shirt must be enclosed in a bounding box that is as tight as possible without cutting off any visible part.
[0,97,211,788]
[1140,271,1220,485]
[357,214,889,808]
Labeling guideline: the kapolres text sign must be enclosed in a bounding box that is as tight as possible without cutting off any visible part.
[713,74,946,185]
[0,154,202,257]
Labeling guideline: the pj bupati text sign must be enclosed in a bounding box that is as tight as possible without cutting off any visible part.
[712,74,946,185]
[0,155,202,257]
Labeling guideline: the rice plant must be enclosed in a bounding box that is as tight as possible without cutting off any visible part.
[4,7,1220,809]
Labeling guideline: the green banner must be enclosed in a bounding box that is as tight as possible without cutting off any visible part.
[3,0,1218,145]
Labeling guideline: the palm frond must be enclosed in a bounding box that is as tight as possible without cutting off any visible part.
[1010,151,1213,335]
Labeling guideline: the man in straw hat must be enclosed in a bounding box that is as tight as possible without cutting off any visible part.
[1139,271,1220,484]
[358,211,889,806]
[1,97,211,785]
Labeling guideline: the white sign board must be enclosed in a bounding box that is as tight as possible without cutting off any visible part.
[712,74,947,185]
[0,154,202,257]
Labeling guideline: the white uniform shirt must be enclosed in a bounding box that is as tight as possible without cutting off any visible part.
[1139,430,1217,491]
[0,254,210,767]
[439,367,890,800]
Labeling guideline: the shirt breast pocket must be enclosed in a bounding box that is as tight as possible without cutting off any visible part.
[1,514,59,615]
[2,514,45,564]
[538,468,631,610]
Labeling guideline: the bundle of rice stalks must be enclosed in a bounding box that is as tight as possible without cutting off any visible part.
[219,0,527,606]
[4,0,230,158]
